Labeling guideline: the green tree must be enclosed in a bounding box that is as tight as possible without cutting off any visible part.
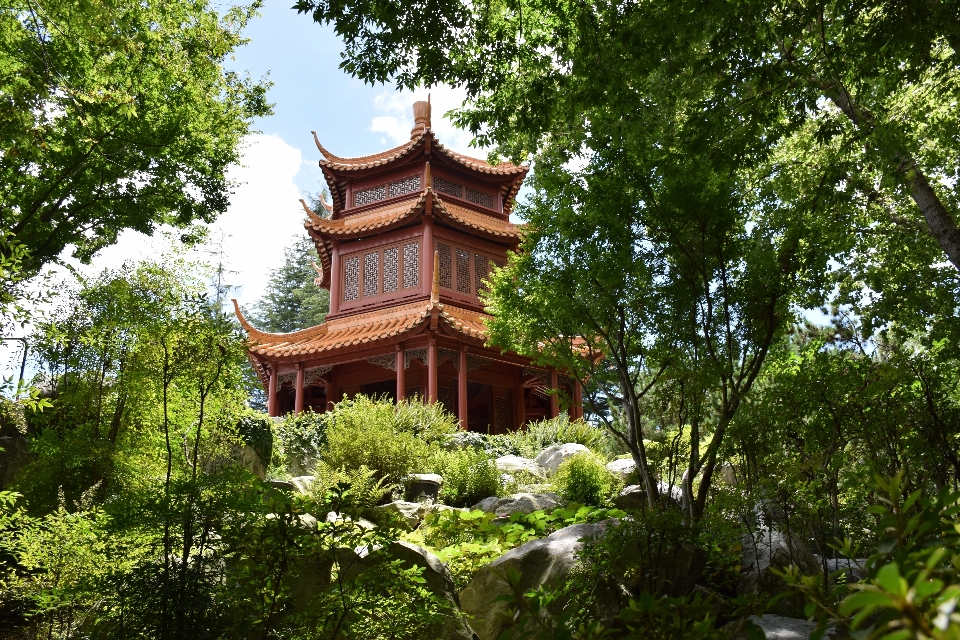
[0,0,271,283]
[250,235,329,333]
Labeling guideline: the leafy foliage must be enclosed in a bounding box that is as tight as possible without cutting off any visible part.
[0,0,270,276]
[274,410,329,477]
[235,409,274,470]
[552,453,620,507]
[429,447,502,508]
[501,415,610,460]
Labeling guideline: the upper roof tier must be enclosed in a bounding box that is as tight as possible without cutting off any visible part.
[314,100,528,218]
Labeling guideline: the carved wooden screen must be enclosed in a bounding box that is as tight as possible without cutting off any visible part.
[343,256,360,301]
[343,242,419,303]
[434,242,504,299]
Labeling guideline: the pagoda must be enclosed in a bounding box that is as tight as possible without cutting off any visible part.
[234,100,583,432]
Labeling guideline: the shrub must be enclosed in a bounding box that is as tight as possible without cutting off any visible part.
[274,411,328,476]
[506,415,609,459]
[431,448,501,507]
[322,396,457,485]
[311,460,396,513]
[553,452,620,506]
[236,409,274,469]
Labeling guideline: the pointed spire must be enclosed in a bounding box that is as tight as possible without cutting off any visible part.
[411,99,432,139]
[430,250,440,304]
[424,161,431,191]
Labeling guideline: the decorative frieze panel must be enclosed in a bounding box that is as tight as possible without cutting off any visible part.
[466,187,494,209]
[438,348,459,369]
[363,252,379,298]
[343,256,360,301]
[403,242,419,289]
[433,176,462,198]
[474,254,489,295]
[558,374,574,387]
[383,247,399,293]
[494,396,513,432]
[438,243,452,289]
[355,185,386,206]
[405,348,428,369]
[467,355,489,372]
[389,175,421,197]
[456,249,471,294]
[304,366,333,387]
[367,354,397,371]
[523,367,550,385]
[277,372,297,388]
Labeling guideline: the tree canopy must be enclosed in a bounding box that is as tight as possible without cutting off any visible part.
[0,0,271,280]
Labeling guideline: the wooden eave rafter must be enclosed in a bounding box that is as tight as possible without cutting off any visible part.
[233,297,492,360]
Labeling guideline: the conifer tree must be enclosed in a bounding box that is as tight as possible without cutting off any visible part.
[251,235,329,333]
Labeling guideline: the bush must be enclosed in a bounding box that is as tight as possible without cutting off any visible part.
[505,415,609,459]
[431,448,502,507]
[322,396,458,485]
[275,411,328,476]
[236,409,274,469]
[311,460,396,513]
[553,453,620,506]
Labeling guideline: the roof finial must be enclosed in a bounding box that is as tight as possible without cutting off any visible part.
[430,250,440,303]
[411,99,431,139]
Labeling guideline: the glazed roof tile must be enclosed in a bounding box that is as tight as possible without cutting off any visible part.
[433,197,523,240]
[305,193,426,236]
[234,299,491,359]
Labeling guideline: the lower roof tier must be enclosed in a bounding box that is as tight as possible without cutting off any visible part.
[233,298,489,360]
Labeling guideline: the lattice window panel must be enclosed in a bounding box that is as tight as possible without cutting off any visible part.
[493,258,506,269]
[354,185,385,206]
[495,396,513,432]
[438,243,453,289]
[439,387,455,412]
[389,175,421,197]
[433,176,462,198]
[343,256,360,301]
[466,187,495,209]
[456,248,471,294]
[383,247,399,293]
[363,252,379,297]
[474,254,489,295]
[402,242,419,289]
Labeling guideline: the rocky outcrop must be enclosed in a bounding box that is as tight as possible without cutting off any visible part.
[495,455,547,480]
[815,555,867,583]
[390,542,477,640]
[613,482,682,510]
[460,522,612,640]
[605,458,637,482]
[748,614,837,639]
[535,443,590,475]
[740,526,822,616]
[366,500,426,530]
[471,492,566,516]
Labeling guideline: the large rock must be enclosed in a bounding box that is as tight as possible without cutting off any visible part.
[460,522,612,640]
[289,475,315,495]
[748,614,837,639]
[495,455,547,480]
[390,542,477,640]
[605,457,637,482]
[815,555,867,583]
[613,482,682,510]
[535,443,590,475]
[366,500,426,531]
[740,526,822,616]
[471,492,566,516]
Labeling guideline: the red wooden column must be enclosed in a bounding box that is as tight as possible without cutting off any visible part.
[329,241,341,315]
[549,368,560,418]
[294,364,305,414]
[326,369,337,411]
[427,338,438,403]
[573,380,584,419]
[267,366,278,417]
[458,346,468,429]
[396,345,405,404]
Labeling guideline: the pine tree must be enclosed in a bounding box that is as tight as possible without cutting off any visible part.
[251,235,330,333]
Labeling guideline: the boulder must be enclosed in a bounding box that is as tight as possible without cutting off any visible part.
[390,542,477,640]
[815,555,867,583]
[405,473,443,502]
[740,526,822,616]
[289,475,315,495]
[471,492,566,516]
[535,443,590,475]
[495,455,547,480]
[720,462,738,486]
[366,500,426,531]
[748,614,837,639]
[444,431,487,451]
[605,457,637,482]
[240,444,266,479]
[613,482,682,510]
[460,521,612,640]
